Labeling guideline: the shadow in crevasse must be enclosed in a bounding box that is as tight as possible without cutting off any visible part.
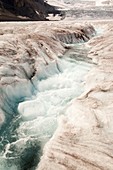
[6,138,41,170]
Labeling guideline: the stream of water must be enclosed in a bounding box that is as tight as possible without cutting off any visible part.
[0,43,93,170]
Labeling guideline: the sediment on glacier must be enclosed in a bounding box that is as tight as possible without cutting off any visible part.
[37,25,113,170]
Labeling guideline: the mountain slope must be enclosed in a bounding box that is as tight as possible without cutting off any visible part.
[0,0,60,21]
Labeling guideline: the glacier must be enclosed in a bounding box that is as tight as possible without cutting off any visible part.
[0,22,96,170]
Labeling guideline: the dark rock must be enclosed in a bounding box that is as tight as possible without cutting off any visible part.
[0,0,62,21]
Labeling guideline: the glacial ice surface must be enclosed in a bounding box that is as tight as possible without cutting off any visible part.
[0,48,92,170]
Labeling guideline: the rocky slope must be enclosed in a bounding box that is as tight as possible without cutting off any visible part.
[1,0,113,21]
[0,0,61,21]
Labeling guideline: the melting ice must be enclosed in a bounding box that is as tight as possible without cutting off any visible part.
[0,46,93,170]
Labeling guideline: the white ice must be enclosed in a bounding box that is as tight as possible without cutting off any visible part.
[17,58,92,144]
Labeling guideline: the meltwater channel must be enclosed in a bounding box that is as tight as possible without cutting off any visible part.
[0,43,93,170]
